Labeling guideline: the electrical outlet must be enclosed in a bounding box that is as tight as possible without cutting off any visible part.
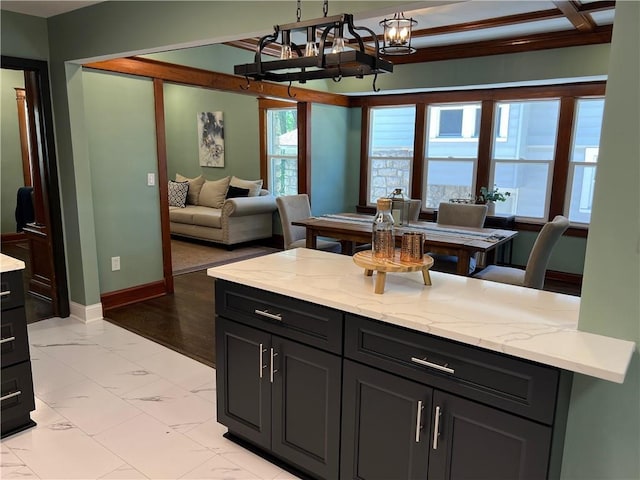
[147,173,156,186]
[111,256,120,271]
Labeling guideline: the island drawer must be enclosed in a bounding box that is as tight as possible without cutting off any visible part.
[344,314,561,424]
[215,280,343,354]
[1,361,36,425]
[1,307,30,368]
[1,271,25,312]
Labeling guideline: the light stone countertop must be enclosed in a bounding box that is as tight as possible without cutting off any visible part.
[1,253,25,273]
[208,248,635,384]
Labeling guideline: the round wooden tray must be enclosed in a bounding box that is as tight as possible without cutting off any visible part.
[353,250,434,294]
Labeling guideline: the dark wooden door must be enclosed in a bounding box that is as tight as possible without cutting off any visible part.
[341,360,432,480]
[271,336,342,480]
[215,317,271,449]
[428,391,552,480]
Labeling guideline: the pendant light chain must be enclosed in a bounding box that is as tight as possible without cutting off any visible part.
[296,0,301,22]
[297,0,328,21]
[323,0,328,17]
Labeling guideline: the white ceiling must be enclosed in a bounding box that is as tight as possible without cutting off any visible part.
[0,1,102,18]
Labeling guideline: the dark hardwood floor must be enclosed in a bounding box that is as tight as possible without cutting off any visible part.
[104,270,217,367]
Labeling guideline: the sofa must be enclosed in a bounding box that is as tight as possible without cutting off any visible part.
[168,174,277,246]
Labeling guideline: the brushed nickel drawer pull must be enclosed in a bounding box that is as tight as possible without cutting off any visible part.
[0,336,16,345]
[411,356,455,375]
[1,390,22,402]
[254,309,282,321]
[0,291,11,297]
[432,406,441,450]
[415,400,423,443]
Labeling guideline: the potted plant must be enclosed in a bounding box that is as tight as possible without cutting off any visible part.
[478,186,511,215]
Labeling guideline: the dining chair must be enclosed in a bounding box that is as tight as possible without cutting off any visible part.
[429,202,489,274]
[473,215,570,289]
[276,194,342,253]
[408,199,422,222]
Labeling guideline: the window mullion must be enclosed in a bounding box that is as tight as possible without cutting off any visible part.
[412,103,426,202]
[549,97,575,220]
[476,99,494,198]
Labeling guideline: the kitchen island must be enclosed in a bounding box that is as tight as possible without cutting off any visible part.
[208,248,635,480]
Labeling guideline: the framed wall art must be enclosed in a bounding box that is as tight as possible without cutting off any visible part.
[198,111,224,167]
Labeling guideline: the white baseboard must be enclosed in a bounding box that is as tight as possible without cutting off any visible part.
[69,301,103,323]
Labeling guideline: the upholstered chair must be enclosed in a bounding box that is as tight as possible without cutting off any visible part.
[276,194,342,253]
[429,202,489,274]
[408,199,422,222]
[473,215,570,289]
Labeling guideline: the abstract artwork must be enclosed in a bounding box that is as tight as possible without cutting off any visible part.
[198,111,224,167]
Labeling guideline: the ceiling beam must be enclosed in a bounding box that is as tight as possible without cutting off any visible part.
[553,1,597,31]
[389,25,612,64]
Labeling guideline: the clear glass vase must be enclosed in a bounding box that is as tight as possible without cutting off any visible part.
[372,198,395,260]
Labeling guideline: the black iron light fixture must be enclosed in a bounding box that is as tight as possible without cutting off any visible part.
[380,12,417,55]
[234,0,393,93]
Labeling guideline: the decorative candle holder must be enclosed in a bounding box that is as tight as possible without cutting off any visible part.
[400,232,424,263]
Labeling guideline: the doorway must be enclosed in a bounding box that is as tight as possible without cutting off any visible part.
[1,56,69,321]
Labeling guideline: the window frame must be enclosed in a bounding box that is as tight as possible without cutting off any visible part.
[358,81,606,233]
[259,98,310,196]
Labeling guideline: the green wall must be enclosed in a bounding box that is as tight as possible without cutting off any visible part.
[310,104,354,215]
[561,2,640,478]
[0,10,48,61]
[164,82,261,182]
[1,68,25,234]
[82,70,163,293]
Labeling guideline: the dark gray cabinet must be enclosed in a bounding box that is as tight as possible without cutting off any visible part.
[215,280,572,480]
[215,282,342,479]
[1,268,36,438]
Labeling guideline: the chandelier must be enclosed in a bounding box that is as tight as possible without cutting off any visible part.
[234,0,393,92]
[380,12,417,55]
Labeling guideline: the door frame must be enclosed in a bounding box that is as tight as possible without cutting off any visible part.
[1,55,70,318]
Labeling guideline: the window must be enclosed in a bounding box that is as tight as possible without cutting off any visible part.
[490,99,561,219]
[266,107,297,197]
[368,106,415,204]
[565,98,604,224]
[424,102,481,208]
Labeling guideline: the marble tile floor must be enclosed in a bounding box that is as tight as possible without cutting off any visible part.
[1,316,301,480]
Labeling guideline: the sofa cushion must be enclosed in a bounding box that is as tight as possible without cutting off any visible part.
[226,185,250,199]
[199,176,230,209]
[230,176,263,197]
[168,180,189,208]
[176,173,206,205]
[169,205,223,228]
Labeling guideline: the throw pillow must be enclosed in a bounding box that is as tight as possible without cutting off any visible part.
[226,185,250,199]
[198,176,231,209]
[230,176,263,197]
[176,173,206,205]
[168,180,189,208]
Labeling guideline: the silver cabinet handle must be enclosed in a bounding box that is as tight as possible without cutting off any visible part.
[0,336,16,345]
[254,309,282,321]
[259,343,268,378]
[411,356,455,375]
[432,406,441,450]
[1,390,22,402]
[269,348,279,383]
[415,400,423,443]
[0,291,10,297]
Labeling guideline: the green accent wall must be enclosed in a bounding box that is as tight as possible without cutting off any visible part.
[163,82,261,182]
[510,231,586,275]
[82,70,163,293]
[0,10,49,61]
[561,2,640,478]
[1,68,25,234]
[310,104,353,215]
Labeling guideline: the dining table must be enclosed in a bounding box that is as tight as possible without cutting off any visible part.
[292,213,518,276]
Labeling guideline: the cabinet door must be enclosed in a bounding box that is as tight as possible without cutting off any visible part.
[428,391,552,480]
[271,336,342,480]
[216,317,271,449]
[341,360,432,480]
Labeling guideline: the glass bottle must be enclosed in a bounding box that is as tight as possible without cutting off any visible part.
[372,198,395,260]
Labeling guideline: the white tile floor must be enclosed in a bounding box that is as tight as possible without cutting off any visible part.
[1,317,301,480]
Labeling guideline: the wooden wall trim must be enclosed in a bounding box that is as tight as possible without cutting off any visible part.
[476,99,495,197]
[153,78,173,295]
[359,106,370,206]
[84,57,351,107]
[101,279,167,311]
[546,269,583,288]
[298,102,311,196]
[1,232,26,244]
[549,97,575,219]
[14,88,32,187]
[411,103,426,200]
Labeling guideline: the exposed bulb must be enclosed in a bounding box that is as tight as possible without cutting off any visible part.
[332,37,345,54]
[305,41,319,57]
[280,45,293,60]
